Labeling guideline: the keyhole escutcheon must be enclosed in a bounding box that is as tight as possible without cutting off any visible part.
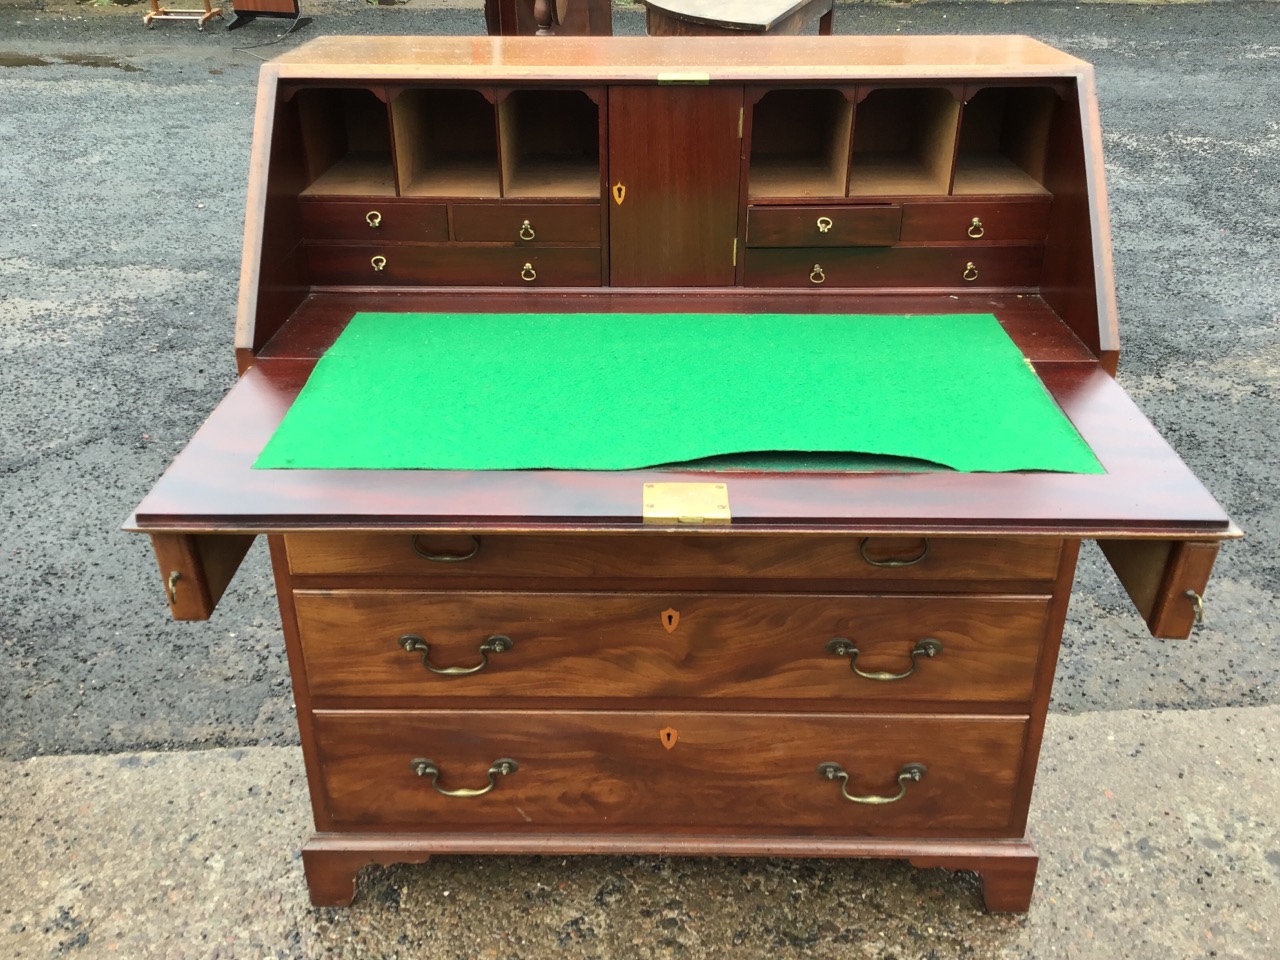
[660,726,678,750]
[661,608,680,633]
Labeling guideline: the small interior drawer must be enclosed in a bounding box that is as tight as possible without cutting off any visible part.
[293,591,1051,704]
[746,205,902,247]
[452,203,600,243]
[303,244,603,286]
[743,245,1044,288]
[313,709,1027,834]
[284,533,1064,584]
[898,199,1051,243]
[298,199,449,243]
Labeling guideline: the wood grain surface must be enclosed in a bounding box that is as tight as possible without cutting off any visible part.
[312,709,1027,833]
[293,590,1051,703]
[284,532,1063,580]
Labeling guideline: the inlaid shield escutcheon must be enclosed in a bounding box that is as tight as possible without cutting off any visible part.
[661,608,680,633]
[659,726,678,750]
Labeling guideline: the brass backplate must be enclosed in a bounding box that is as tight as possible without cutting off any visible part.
[642,482,731,525]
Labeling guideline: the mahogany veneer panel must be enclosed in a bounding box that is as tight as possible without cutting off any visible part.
[285,532,1061,580]
[257,291,1094,365]
[452,203,600,243]
[899,199,1050,243]
[746,205,902,247]
[304,244,602,287]
[313,710,1026,834]
[608,85,742,286]
[257,291,1098,366]
[267,36,1094,79]
[299,200,449,243]
[294,591,1051,704]
[742,245,1044,288]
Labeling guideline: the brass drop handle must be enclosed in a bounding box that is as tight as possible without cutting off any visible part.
[366,210,382,228]
[963,261,979,282]
[410,757,518,798]
[521,262,537,282]
[371,255,387,272]
[809,263,825,284]
[818,762,926,805]
[826,637,943,681]
[399,633,514,676]
[1185,589,1205,625]
[518,219,536,240]
[411,534,480,562]
[967,216,984,239]
[816,216,833,234]
[859,537,930,568]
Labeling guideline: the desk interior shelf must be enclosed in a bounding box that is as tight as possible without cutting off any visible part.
[748,88,853,198]
[297,87,395,197]
[848,87,960,197]
[498,89,601,198]
[392,88,501,198]
[953,86,1057,196]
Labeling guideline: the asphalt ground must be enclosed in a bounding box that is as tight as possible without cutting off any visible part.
[0,4,1278,957]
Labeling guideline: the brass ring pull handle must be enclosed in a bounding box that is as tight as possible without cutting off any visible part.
[810,264,825,284]
[858,537,930,568]
[366,210,382,228]
[399,633,513,676]
[411,534,480,562]
[410,757,518,798]
[963,261,979,281]
[967,216,984,239]
[817,761,927,805]
[816,216,833,234]
[1185,589,1205,625]
[371,255,387,272]
[521,262,537,282]
[826,637,943,681]
[518,219,535,240]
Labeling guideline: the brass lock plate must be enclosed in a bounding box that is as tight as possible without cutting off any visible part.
[642,482,731,525]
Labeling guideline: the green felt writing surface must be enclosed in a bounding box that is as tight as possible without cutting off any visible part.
[253,312,1103,474]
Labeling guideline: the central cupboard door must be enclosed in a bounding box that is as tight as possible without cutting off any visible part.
[608,85,743,286]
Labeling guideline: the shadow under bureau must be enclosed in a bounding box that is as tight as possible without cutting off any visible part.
[126,36,1238,911]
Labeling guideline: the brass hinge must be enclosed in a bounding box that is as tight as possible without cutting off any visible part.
[732,237,738,267]
[738,107,744,139]
[642,482,731,525]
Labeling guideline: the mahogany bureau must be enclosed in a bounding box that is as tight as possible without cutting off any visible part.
[127,36,1237,911]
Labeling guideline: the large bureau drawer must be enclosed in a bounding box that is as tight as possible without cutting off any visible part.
[293,591,1051,704]
[313,710,1027,834]
[284,533,1065,583]
[304,244,603,286]
[742,246,1044,288]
